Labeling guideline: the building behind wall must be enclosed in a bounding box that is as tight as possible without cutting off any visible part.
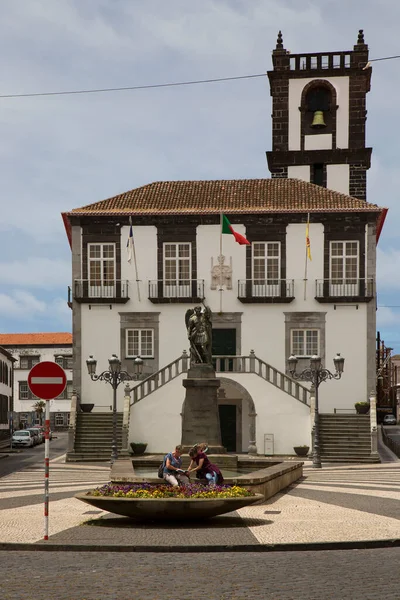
[0,347,16,448]
[0,333,73,431]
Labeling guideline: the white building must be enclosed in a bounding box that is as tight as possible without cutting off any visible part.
[0,333,73,430]
[0,346,16,448]
[62,31,386,459]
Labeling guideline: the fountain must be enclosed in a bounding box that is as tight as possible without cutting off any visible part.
[77,306,304,518]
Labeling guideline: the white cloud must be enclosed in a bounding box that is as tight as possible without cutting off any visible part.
[0,291,46,319]
[377,247,400,290]
[377,306,400,328]
[0,258,70,289]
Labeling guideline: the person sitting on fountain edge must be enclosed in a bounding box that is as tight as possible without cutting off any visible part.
[187,445,224,486]
[163,445,190,487]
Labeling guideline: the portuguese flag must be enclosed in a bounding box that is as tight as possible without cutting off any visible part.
[221,214,250,246]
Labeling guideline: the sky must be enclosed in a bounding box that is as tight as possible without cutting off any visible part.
[0,0,400,350]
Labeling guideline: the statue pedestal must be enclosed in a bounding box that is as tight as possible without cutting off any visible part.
[181,364,226,454]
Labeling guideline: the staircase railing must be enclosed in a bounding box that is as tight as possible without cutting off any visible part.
[213,350,310,405]
[128,349,310,407]
[129,351,189,406]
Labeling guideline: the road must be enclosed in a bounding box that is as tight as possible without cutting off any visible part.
[0,431,68,478]
[1,548,400,599]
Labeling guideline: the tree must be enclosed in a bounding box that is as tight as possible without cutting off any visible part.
[33,400,46,425]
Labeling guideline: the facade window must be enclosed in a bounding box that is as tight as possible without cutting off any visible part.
[252,242,280,296]
[55,414,65,427]
[19,381,38,400]
[19,355,40,369]
[0,394,8,424]
[88,243,116,297]
[55,355,73,370]
[163,242,191,298]
[329,241,359,296]
[56,381,73,400]
[291,329,319,357]
[126,329,154,358]
[0,360,8,385]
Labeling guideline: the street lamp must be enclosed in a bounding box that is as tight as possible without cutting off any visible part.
[86,354,144,465]
[287,353,345,469]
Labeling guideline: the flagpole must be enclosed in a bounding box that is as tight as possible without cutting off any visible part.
[304,213,310,301]
[129,216,141,302]
[219,213,223,313]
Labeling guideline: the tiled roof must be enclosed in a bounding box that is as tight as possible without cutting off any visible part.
[0,333,72,347]
[64,178,385,216]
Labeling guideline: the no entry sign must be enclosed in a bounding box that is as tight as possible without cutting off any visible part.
[28,361,67,400]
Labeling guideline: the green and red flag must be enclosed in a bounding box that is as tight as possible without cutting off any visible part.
[221,214,250,246]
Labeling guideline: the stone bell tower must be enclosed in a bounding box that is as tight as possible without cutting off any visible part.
[266,30,372,200]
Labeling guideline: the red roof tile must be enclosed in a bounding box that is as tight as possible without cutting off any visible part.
[0,333,72,347]
[64,178,385,216]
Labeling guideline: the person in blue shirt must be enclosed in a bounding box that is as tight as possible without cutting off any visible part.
[163,445,190,487]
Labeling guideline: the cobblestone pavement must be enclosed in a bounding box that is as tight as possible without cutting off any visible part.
[1,548,400,599]
[0,461,109,543]
[0,452,399,546]
[49,461,400,547]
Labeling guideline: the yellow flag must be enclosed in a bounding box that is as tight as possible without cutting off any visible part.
[306,216,312,261]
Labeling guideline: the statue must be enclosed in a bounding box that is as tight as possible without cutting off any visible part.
[185,305,212,364]
[211,255,232,290]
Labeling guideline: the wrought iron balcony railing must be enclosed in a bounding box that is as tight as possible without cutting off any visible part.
[73,280,129,303]
[148,280,205,303]
[315,278,374,302]
[237,279,295,303]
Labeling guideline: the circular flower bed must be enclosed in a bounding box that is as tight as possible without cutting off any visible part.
[90,482,255,499]
[76,483,262,520]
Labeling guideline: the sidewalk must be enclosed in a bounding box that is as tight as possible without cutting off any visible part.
[0,451,399,552]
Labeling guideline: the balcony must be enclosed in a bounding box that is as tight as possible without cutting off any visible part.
[72,280,129,304]
[148,280,205,304]
[237,279,295,303]
[315,279,374,303]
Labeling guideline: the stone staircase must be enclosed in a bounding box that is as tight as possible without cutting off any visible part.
[67,412,124,462]
[319,414,378,463]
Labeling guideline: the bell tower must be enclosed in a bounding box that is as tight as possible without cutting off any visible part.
[266,30,372,200]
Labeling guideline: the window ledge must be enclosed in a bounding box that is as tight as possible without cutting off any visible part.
[74,297,129,304]
[238,296,295,304]
[315,296,373,304]
[149,297,204,304]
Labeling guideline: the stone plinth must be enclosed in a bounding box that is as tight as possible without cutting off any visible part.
[181,364,226,453]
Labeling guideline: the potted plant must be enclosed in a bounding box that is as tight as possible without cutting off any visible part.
[293,445,310,457]
[80,403,94,413]
[130,442,148,455]
[355,401,370,414]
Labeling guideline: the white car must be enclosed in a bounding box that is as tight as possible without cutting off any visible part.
[30,428,44,443]
[12,430,34,447]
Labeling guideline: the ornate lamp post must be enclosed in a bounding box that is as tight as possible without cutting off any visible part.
[86,354,143,465]
[287,353,345,469]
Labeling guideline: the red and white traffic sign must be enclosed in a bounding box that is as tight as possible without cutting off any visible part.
[28,361,67,400]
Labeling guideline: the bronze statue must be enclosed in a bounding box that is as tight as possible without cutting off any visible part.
[185,305,212,364]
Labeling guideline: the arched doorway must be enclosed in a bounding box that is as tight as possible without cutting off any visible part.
[217,378,257,454]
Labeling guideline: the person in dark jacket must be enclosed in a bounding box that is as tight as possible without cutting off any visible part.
[187,445,223,485]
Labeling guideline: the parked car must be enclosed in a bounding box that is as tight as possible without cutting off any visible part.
[26,428,41,446]
[383,414,397,425]
[38,426,52,440]
[30,428,44,443]
[12,430,34,447]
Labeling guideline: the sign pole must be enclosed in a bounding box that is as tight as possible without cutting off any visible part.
[44,399,50,540]
[26,361,67,542]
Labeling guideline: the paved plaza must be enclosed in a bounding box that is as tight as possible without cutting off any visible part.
[0,432,398,550]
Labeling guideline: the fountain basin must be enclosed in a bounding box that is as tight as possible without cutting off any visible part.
[75,492,264,520]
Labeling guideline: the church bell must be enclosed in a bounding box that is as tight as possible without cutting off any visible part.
[311,110,326,128]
